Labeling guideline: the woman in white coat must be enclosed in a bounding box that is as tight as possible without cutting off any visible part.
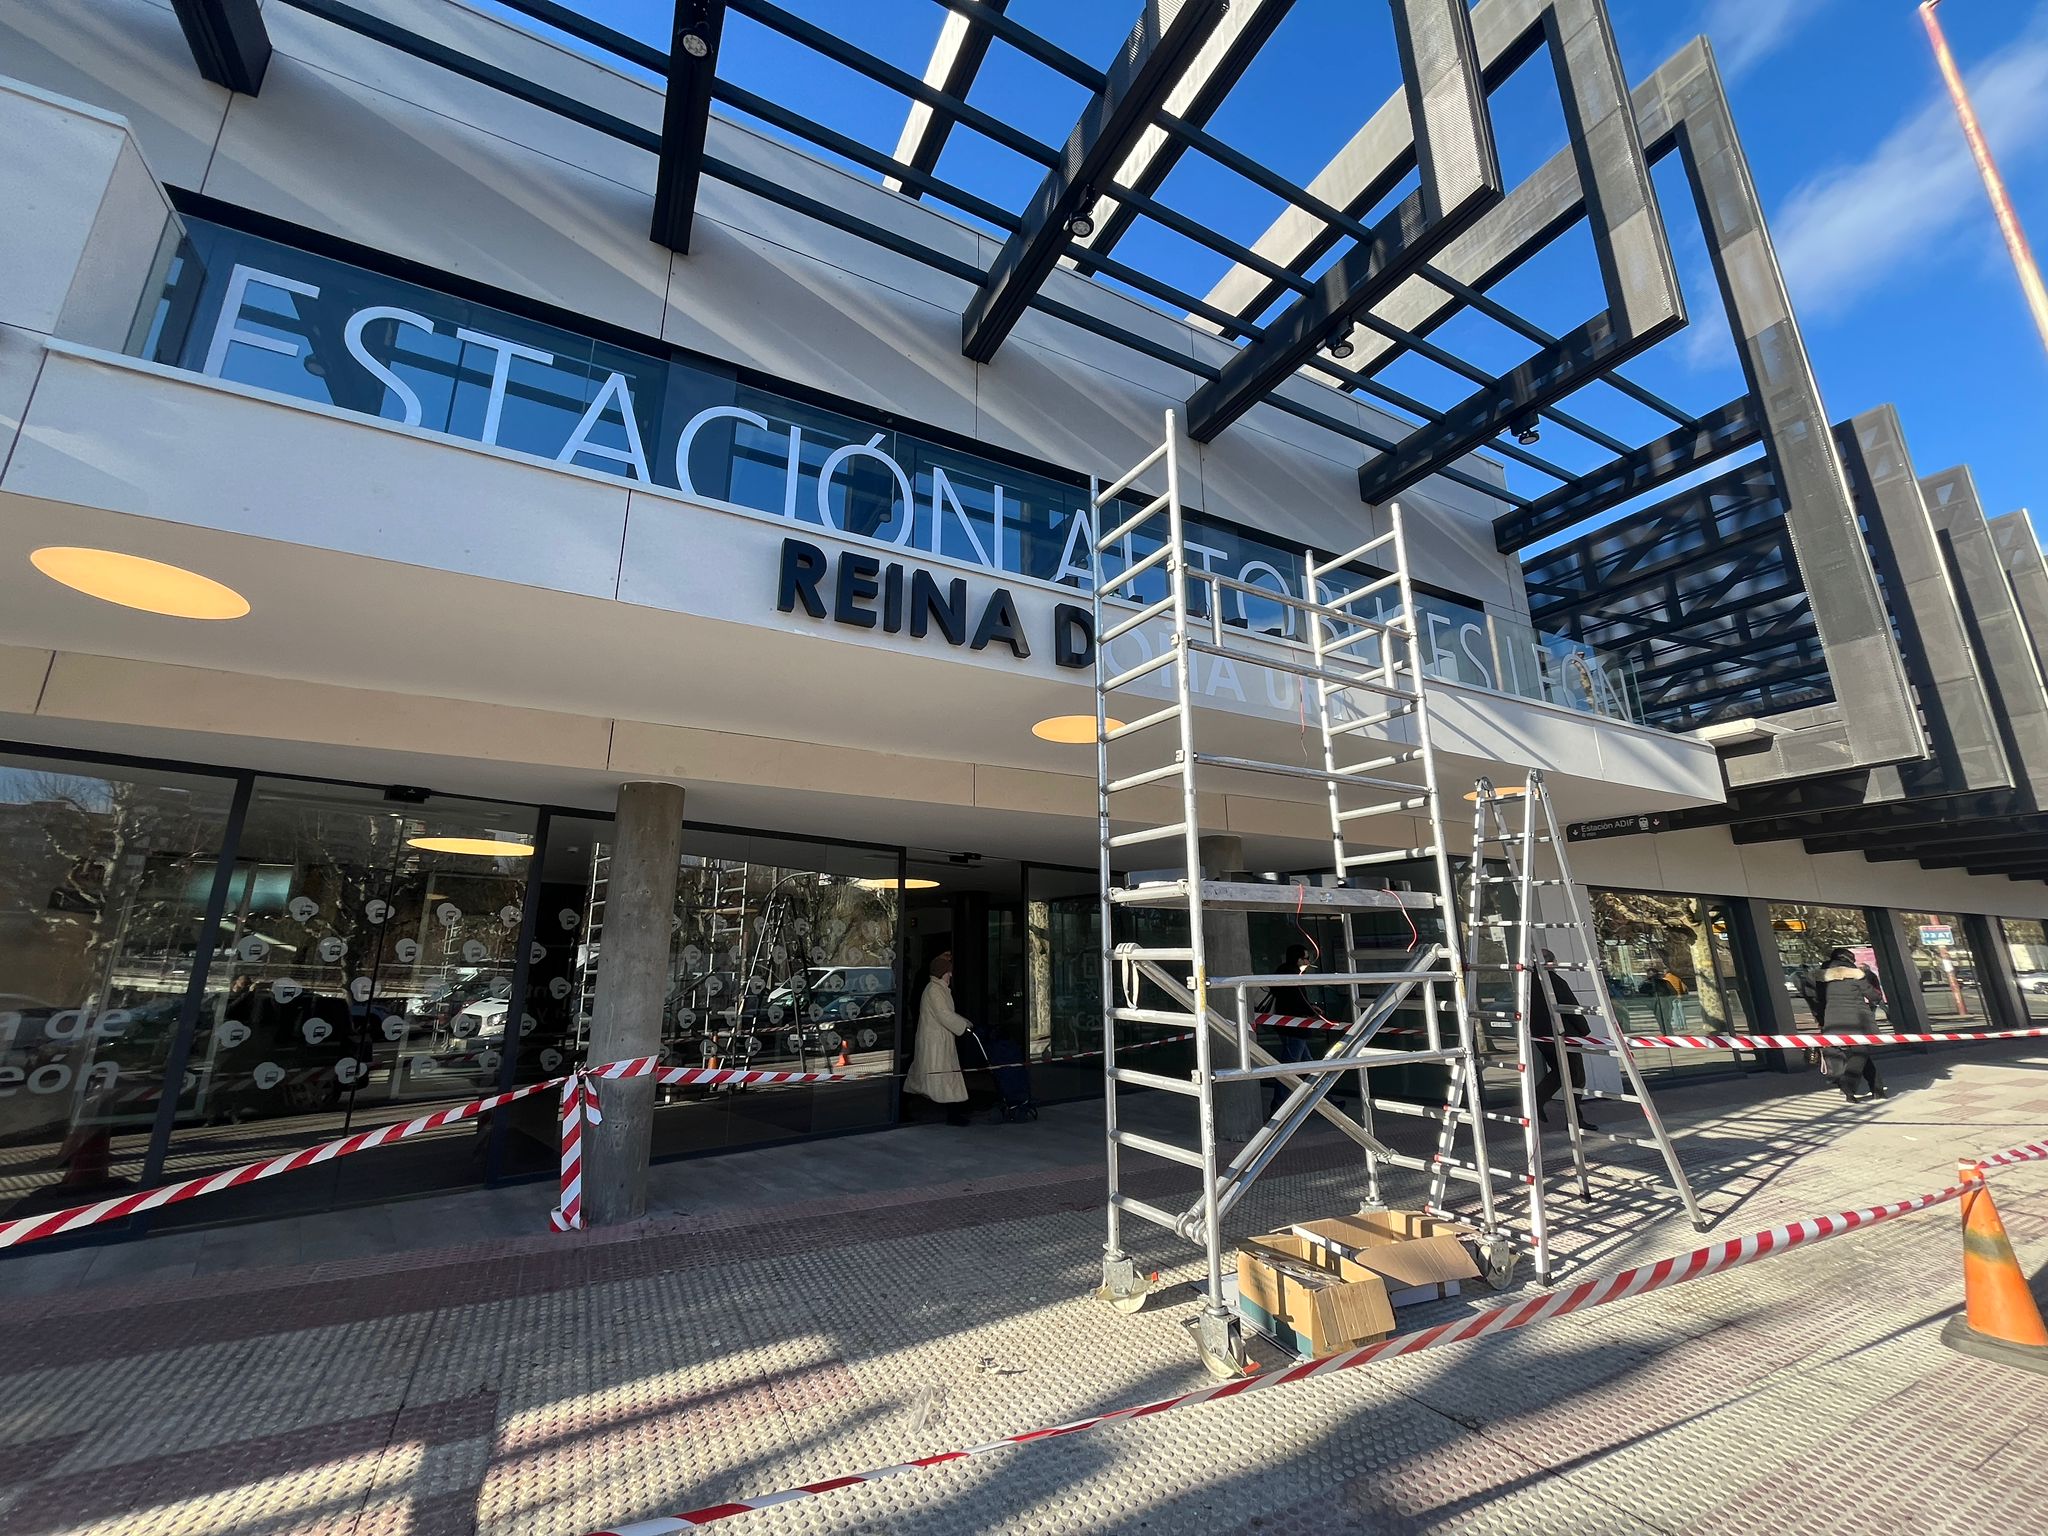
[906,950,972,1126]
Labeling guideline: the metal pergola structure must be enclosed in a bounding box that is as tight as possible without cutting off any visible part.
[163,0,2045,874]
[162,0,1817,540]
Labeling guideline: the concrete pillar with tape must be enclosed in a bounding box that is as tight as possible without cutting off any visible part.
[583,779,687,1225]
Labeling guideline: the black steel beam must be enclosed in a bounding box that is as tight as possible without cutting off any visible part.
[1494,395,1763,552]
[1714,789,2032,845]
[650,1,727,254]
[1359,308,1681,503]
[1183,0,1500,441]
[1355,0,1681,504]
[171,0,272,93]
[961,0,1230,363]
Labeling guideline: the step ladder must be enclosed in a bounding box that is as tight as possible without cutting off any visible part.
[574,846,609,1052]
[1458,770,1706,1282]
[1090,409,1509,1378]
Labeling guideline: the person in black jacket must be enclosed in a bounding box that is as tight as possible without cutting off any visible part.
[1529,948,1597,1129]
[1797,947,1888,1102]
[1258,946,1327,1114]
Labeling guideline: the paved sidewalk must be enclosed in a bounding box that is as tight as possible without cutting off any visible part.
[1,1048,2045,1536]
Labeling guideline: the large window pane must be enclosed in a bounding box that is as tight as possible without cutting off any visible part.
[1899,911,1985,1025]
[1590,889,1750,1076]
[159,780,537,1220]
[504,824,902,1171]
[0,755,236,1220]
[1769,902,1882,1027]
[2001,918,2048,1020]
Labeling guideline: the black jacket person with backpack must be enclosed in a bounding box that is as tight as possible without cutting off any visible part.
[1797,947,1888,1103]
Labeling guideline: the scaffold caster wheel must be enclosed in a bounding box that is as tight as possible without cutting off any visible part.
[1094,1255,1155,1315]
[1188,1310,1252,1381]
[1479,1237,1519,1290]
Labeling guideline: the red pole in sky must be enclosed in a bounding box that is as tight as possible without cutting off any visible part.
[1919,0,2048,363]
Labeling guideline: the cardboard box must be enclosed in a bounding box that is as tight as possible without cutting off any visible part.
[1235,1234,1398,1359]
[1288,1210,1482,1306]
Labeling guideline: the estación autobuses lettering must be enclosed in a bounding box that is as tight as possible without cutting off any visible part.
[150,220,1513,679]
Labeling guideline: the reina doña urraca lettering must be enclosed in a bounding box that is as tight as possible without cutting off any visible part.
[775,538,1094,668]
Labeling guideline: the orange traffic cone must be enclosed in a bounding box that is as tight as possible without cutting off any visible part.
[1940,1160,2048,1374]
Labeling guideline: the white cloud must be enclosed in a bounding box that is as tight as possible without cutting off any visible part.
[1773,20,2048,322]
[1696,0,1840,81]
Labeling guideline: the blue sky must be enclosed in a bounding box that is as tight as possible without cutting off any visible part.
[502,1,2048,538]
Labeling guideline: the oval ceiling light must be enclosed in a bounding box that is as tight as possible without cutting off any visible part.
[406,836,536,858]
[854,877,940,891]
[31,547,251,620]
[1032,714,1121,744]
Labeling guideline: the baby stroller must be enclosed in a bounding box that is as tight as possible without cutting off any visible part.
[971,1029,1037,1121]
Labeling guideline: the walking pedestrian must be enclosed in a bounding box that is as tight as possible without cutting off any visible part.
[1529,948,1598,1129]
[1259,945,1326,1115]
[905,950,973,1125]
[1797,947,1888,1103]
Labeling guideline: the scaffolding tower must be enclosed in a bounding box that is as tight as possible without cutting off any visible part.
[1090,410,1511,1377]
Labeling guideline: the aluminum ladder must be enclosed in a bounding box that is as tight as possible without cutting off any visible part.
[1090,409,1501,1377]
[1459,770,1707,1283]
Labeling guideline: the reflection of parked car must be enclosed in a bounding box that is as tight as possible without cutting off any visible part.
[2016,971,2048,995]
[767,966,894,1011]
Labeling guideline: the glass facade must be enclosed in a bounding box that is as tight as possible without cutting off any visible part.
[498,824,904,1174]
[1590,890,1753,1076]
[2000,918,2048,1020]
[14,738,2048,1237]
[158,781,537,1218]
[0,755,236,1219]
[1899,911,1985,1025]
[1769,902,1880,1028]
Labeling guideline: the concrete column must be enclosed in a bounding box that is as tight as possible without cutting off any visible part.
[583,780,686,1225]
[1727,898,1798,1073]
[1866,908,1933,1040]
[1198,834,1262,1142]
[1967,913,2027,1033]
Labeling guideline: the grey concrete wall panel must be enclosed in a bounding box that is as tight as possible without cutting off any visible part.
[1183,0,1503,442]
[1990,510,2048,687]
[961,0,1231,362]
[1835,407,2007,792]
[1925,465,2048,805]
[1353,0,1684,503]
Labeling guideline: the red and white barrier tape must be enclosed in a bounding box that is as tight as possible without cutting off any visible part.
[1618,1025,2048,1051]
[549,1073,601,1232]
[0,1075,564,1250]
[586,1134,2048,1534]
[0,1035,1194,1252]
[0,1061,853,1252]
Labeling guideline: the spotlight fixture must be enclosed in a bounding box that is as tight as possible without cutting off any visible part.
[1064,189,1097,239]
[1511,415,1541,446]
[1326,330,1355,360]
[679,31,710,58]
